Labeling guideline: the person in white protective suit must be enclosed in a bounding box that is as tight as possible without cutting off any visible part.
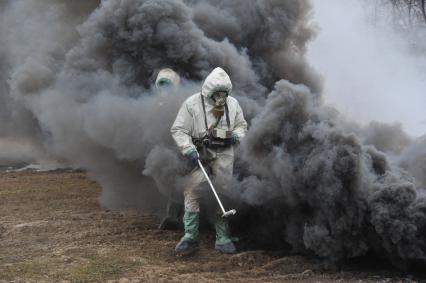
[154,68,184,230]
[155,68,180,96]
[171,67,247,255]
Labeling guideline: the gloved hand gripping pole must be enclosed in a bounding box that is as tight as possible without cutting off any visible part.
[196,158,236,218]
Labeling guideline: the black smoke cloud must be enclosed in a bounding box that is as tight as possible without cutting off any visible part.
[235,80,426,268]
[0,0,425,269]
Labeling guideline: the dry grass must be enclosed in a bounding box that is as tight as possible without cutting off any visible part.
[0,170,414,282]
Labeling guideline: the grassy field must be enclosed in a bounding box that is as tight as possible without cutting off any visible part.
[0,170,421,282]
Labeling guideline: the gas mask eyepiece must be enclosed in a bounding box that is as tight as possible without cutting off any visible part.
[156,79,172,89]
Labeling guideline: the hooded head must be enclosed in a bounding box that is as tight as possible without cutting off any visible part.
[155,68,181,90]
[201,67,232,105]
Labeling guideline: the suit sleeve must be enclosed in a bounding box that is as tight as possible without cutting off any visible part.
[171,101,197,155]
[233,103,248,140]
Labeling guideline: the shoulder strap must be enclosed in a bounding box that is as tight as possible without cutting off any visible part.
[225,102,231,130]
[200,93,209,132]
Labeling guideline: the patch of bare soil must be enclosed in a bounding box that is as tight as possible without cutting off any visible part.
[0,171,423,282]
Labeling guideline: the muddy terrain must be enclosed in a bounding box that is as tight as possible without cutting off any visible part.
[0,170,423,282]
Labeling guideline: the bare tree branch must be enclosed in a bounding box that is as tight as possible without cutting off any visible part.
[421,0,426,24]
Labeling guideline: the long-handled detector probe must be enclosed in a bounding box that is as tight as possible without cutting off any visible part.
[197,159,236,218]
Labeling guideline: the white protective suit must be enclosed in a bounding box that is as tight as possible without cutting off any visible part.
[171,67,248,212]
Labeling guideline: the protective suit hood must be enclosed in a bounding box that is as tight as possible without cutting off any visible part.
[201,67,232,99]
[155,68,181,89]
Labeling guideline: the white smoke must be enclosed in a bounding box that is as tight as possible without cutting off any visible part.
[308,0,426,138]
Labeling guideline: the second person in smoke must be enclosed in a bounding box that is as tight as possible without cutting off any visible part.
[154,68,184,230]
[155,68,181,98]
[171,67,247,255]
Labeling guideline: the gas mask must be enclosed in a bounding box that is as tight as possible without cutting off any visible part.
[157,79,171,89]
[211,91,227,106]
[210,91,228,118]
[155,79,172,97]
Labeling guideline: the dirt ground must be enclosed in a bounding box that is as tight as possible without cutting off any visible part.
[0,170,424,283]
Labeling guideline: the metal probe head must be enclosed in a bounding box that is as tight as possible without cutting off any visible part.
[222,209,237,218]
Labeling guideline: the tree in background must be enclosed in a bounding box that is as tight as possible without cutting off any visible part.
[364,0,426,54]
[381,0,426,27]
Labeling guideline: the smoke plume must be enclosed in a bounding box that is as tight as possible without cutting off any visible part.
[0,0,425,269]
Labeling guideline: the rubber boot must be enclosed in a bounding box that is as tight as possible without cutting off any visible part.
[175,211,199,256]
[214,216,236,254]
[159,198,182,230]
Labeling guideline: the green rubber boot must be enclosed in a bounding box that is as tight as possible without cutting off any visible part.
[175,211,199,256]
[214,217,236,254]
